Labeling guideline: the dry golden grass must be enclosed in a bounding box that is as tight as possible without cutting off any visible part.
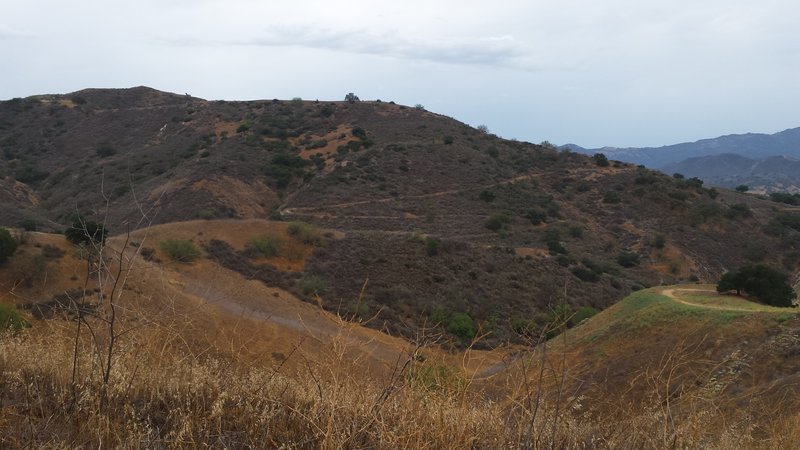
[2,232,800,448]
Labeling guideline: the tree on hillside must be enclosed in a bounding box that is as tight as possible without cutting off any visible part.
[592,153,609,167]
[717,265,797,307]
[64,218,107,246]
[0,228,18,264]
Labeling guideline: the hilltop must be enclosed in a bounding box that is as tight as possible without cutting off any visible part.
[1,87,799,343]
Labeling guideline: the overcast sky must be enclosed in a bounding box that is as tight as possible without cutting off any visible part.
[1,0,798,148]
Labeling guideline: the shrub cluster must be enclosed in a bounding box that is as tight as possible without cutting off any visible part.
[160,239,202,263]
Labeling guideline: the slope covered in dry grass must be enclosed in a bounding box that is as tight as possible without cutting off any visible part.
[2,230,799,448]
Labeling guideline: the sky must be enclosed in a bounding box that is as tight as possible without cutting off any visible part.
[1,0,798,148]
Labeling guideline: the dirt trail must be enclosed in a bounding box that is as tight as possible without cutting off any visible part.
[280,168,578,217]
[660,288,772,312]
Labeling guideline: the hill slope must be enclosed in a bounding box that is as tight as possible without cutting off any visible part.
[1,87,799,343]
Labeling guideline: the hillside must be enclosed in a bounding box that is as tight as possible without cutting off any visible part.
[1,87,799,344]
[484,286,800,448]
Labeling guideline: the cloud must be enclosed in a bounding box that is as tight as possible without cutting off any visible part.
[167,26,526,68]
[0,26,23,39]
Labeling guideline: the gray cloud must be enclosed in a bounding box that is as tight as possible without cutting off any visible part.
[168,26,526,68]
[0,26,26,39]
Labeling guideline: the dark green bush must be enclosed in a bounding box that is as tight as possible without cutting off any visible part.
[479,190,495,202]
[264,153,311,189]
[593,153,609,167]
[18,220,37,232]
[616,251,640,268]
[572,267,600,282]
[14,166,49,184]
[64,220,107,246]
[0,228,17,263]
[485,214,510,231]
[96,145,116,158]
[447,313,475,340]
[425,238,440,256]
[602,192,621,204]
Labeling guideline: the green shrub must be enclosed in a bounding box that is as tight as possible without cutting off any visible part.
[769,192,800,205]
[447,313,475,340]
[485,214,510,231]
[526,210,546,225]
[286,222,322,245]
[64,219,107,246]
[14,166,49,184]
[17,220,37,232]
[351,127,367,139]
[602,192,621,204]
[264,153,311,189]
[593,153,609,167]
[479,190,495,202]
[616,251,640,268]
[443,136,454,145]
[735,185,749,193]
[572,267,600,282]
[570,306,598,326]
[510,317,537,336]
[297,275,325,295]
[248,233,283,258]
[159,239,201,263]
[651,235,665,249]
[0,304,28,332]
[0,228,17,263]
[425,237,439,256]
[96,145,116,157]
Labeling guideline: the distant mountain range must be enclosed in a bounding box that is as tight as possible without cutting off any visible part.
[663,154,800,193]
[563,127,800,192]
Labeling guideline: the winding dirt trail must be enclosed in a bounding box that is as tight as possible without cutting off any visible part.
[280,168,609,218]
[660,288,773,312]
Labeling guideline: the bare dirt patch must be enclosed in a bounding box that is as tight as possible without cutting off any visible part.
[191,176,278,219]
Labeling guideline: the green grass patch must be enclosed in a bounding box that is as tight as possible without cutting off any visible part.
[0,304,29,332]
[286,222,322,245]
[296,275,325,295]
[159,239,202,263]
[248,233,283,258]
[678,290,795,313]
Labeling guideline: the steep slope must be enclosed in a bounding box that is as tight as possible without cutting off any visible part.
[1,88,799,344]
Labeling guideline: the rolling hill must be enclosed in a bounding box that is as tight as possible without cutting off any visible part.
[1,87,799,344]
[1,87,800,448]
